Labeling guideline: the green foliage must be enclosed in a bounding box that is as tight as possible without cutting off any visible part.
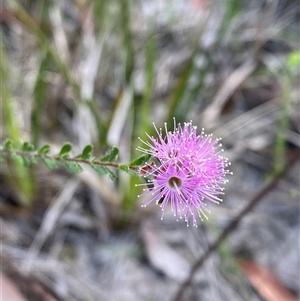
[31,51,49,147]
[100,147,119,162]
[42,157,59,170]
[38,144,51,155]
[64,161,83,173]
[59,142,73,158]
[128,154,151,167]
[4,139,13,149]
[119,0,134,82]
[22,142,35,152]
[119,164,139,176]
[1,39,35,205]
[79,144,93,160]
[0,140,147,180]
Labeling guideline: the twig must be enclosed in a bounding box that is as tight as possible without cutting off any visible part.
[171,150,300,301]
[0,149,139,170]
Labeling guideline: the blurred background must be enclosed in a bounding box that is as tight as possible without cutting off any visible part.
[0,0,299,300]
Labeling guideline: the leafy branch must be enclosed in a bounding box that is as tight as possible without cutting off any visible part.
[1,139,151,180]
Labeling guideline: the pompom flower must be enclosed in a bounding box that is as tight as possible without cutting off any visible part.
[136,119,231,227]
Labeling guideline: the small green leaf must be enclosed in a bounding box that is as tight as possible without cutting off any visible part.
[65,161,83,173]
[91,163,116,180]
[42,157,59,170]
[11,153,24,165]
[100,147,119,162]
[22,142,34,151]
[38,144,51,155]
[4,139,13,149]
[119,164,138,176]
[80,144,93,159]
[91,164,109,175]
[22,156,32,167]
[106,168,116,180]
[128,154,151,166]
[59,142,72,158]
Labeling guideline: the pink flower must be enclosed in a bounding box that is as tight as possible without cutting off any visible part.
[137,119,231,227]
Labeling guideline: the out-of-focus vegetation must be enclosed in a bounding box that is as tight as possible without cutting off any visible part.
[1,0,299,300]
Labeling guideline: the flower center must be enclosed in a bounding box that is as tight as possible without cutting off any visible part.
[168,176,182,189]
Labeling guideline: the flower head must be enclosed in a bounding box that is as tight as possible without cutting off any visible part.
[137,119,231,227]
